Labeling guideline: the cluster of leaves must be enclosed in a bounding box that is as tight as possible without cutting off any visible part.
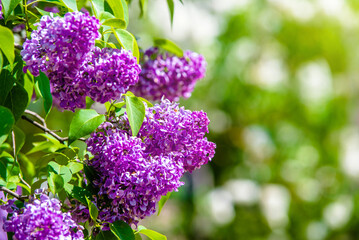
[0,0,185,239]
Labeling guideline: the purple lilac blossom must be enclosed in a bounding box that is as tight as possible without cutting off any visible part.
[130,48,207,101]
[21,11,99,77]
[21,12,100,111]
[65,199,90,224]
[86,99,215,225]
[21,12,141,111]
[86,122,184,226]
[2,194,84,240]
[122,98,216,172]
[81,47,141,104]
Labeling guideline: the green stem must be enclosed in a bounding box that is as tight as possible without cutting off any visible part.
[23,0,31,32]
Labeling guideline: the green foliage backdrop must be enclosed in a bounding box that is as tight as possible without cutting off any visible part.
[130,0,359,239]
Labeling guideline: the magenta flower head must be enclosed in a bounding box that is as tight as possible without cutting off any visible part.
[2,194,84,240]
[138,98,216,172]
[21,12,141,111]
[81,47,141,104]
[130,48,207,101]
[86,122,184,226]
[21,11,100,111]
[21,11,100,77]
[86,99,216,226]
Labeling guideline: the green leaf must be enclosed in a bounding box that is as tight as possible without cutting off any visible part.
[64,184,93,205]
[68,109,106,145]
[99,11,115,22]
[86,96,95,109]
[154,39,183,57]
[0,26,14,67]
[114,102,126,109]
[90,0,104,17]
[0,52,3,75]
[12,126,25,155]
[48,161,72,183]
[36,72,53,118]
[0,106,14,145]
[68,162,83,174]
[0,153,18,183]
[0,69,16,105]
[157,192,171,216]
[59,166,72,183]
[3,84,29,121]
[110,220,135,240]
[1,0,21,20]
[125,95,145,136]
[48,172,64,194]
[48,161,61,173]
[84,165,97,183]
[138,97,153,107]
[60,0,78,11]
[107,0,129,27]
[26,141,57,155]
[166,0,174,27]
[35,6,60,16]
[86,197,99,221]
[139,0,147,17]
[103,18,126,29]
[112,29,139,63]
[96,231,118,240]
[36,152,70,170]
[22,73,34,105]
[135,233,143,240]
[137,226,167,240]
[61,147,79,160]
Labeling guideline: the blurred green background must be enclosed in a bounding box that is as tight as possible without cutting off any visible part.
[18,0,359,239]
[128,0,359,239]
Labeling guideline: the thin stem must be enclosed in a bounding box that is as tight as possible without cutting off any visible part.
[25,109,47,128]
[19,175,31,190]
[23,0,31,32]
[11,131,17,162]
[21,115,66,144]
[0,186,28,201]
[21,115,87,144]
[27,10,40,21]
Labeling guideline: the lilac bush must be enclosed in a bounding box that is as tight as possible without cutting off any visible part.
[0,1,215,239]
[2,194,84,240]
[131,47,207,101]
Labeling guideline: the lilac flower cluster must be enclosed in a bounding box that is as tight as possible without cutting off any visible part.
[137,98,216,173]
[87,122,184,226]
[130,48,207,101]
[21,12,140,111]
[2,194,84,240]
[86,99,216,225]
[83,48,141,103]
